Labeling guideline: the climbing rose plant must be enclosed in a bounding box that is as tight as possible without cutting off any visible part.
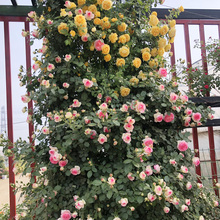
[2,0,220,219]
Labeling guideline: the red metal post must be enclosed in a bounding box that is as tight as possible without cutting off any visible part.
[199,23,219,196]
[4,19,16,219]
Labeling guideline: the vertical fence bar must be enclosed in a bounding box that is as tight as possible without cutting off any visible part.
[4,19,16,219]
[184,21,202,181]
[199,23,219,196]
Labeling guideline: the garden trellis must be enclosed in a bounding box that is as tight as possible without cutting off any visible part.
[0,1,220,219]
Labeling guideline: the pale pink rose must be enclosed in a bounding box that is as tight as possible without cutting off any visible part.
[192,157,200,166]
[32,183,38,188]
[97,110,108,119]
[164,112,174,122]
[85,10,94,20]
[63,82,70,88]
[55,56,62,63]
[181,205,188,212]
[154,112,163,122]
[72,211,78,218]
[215,183,220,188]
[83,78,93,88]
[28,11,36,18]
[177,140,188,152]
[127,173,135,181]
[105,96,112,103]
[164,207,170,213]
[119,198,128,207]
[159,84,165,91]
[145,165,153,176]
[113,217,121,220]
[213,200,219,207]
[21,31,28,37]
[186,182,192,190]
[98,134,107,144]
[158,68,167,77]
[153,164,160,173]
[185,108,192,116]
[32,29,39,38]
[75,199,86,210]
[108,177,116,185]
[147,193,156,202]
[192,112,201,122]
[42,126,49,134]
[40,45,48,53]
[126,116,135,124]
[32,63,40,71]
[64,1,72,8]
[47,63,55,71]
[60,210,71,220]
[75,8,83,15]
[169,92,178,103]
[84,117,91,124]
[85,128,92,135]
[59,160,68,167]
[81,33,90,42]
[208,113,214,120]
[185,199,191,206]
[180,166,188,173]
[124,123,134,132]
[144,146,153,156]
[184,116,191,123]
[54,114,61,122]
[172,197,180,205]
[97,93,102,99]
[184,121,190,127]
[180,95,188,103]
[120,104,129,112]
[64,54,71,62]
[73,195,79,201]
[47,19,53,25]
[122,132,131,144]
[135,101,146,113]
[71,99,81,107]
[169,159,177,166]
[139,171,146,180]
[49,153,60,164]
[65,112,72,119]
[40,167,47,172]
[94,39,105,51]
[197,183,203,188]
[164,187,173,198]
[21,95,31,103]
[26,114,32,123]
[99,103,108,111]
[154,185,162,195]
[103,126,110,133]
[177,173,184,180]
[199,216,205,220]
[71,166,81,175]
[142,137,153,147]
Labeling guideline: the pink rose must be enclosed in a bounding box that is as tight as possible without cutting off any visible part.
[164,187,173,198]
[185,199,191,206]
[71,99,81,107]
[60,210,71,220]
[99,103,108,111]
[120,104,129,112]
[169,92,178,103]
[119,198,128,207]
[70,166,81,175]
[180,95,188,103]
[40,45,48,53]
[75,8,83,15]
[103,126,111,133]
[169,159,176,166]
[139,171,146,180]
[126,116,135,124]
[49,153,60,164]
[154,112,163,122]
[97,110,108,119]
[64,54,71,62]
[55,56,62,63]
[124,123,134,132]
[164,112,174,122]
[122,133,131,144]
[158,68,167,77]
[81,33,90,42]
[180,166,188,173]
[172,197,180,205]
[159,84,165,91]
[94,39,104,51]
[164,207,170,213]
[177,173,184,180]
[145,165,153,176]
[75,199,86,210]
[154,185,162,195]
[47,20,53,25]
[59,160,68,167]
[142,137,153,147]
[147,193,156,202]
[83,78,93,88]
[73,195,79,201]
[32,29,39,38]
[42,126,49,134]
[63,82,70,88]
[98,134,107,144]
[192,112,201,122]
[153,164,160,173]
[177,140,188,152]
[21,31,28,37]
[54,114,61,122]
[28,11,36,18]
[72,211,78,218]
[144,146,153,156]
[197,183,203,188]
[21,95,31,103]
[192,157,200,166]
[47,63,55,71]
[185,108,192,116]
[32,63,40,71]
[108,176,116,186]
[105,96,112,103]
[97,93,102,99]
[181,205,189,212]
[84,117,91,124]
[213,200,219,207]
[186,182,192,190]
[85,10,94,20]
[135,101,146,113]
[127,173,135,181]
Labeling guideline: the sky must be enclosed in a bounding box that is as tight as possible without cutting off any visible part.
[0,0,220,143]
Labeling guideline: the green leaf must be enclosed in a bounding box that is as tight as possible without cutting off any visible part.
[58,89,65,94]
[124,159,132,164]
[87,170,92,178]
[113,120,120,126]
[92,180,102,186]
[107,190,113,199]
[54,185,61,191]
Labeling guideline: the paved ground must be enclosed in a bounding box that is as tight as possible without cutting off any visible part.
[0,175,29,209]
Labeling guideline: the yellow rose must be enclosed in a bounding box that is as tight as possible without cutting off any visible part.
[97,0,104,4]
[119,35,127,44]
[120,87,130,97]
[119,46,130,57]
[78,25,87,36]
[116,58,125,67]
[95,11,101,17]
[102,0,113,10]
[132,58,142,68]
[158,38,167,48]
[124,34,130,42]
[82,6,88,13]
[141,47,150,54]
[169,20,176,28]
[142,52,151,61]
[150,48,157,57]
[101,20,111,29]
[149,14,159,26]
[109,33,118,43]
[74,15,86,26]
[102,44,110,55]
[169,27,176,38]
[90,43,95,51]
[138,71,147,80]
[119,13,124,18]
[48,7,51,12]
[128,28,134,35]
[129,77,139,85]
[151,11,157,16]
[88,5,97,13]
[70,30,76,37]
[151,26,160,37]
[77,0,86,6]
[117,22,127,32]
[149,59,158,68]
[169,37,175,43]
[111,18,118,22]
[179,6,184,12]
[66,2,76,9]
[165,44,171,52]
[94,18,101,25]
[58,23,69,35]
[158,48,165,56]
[104,54,111,62]
[160,25,169,35]
[60,9,67,17]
